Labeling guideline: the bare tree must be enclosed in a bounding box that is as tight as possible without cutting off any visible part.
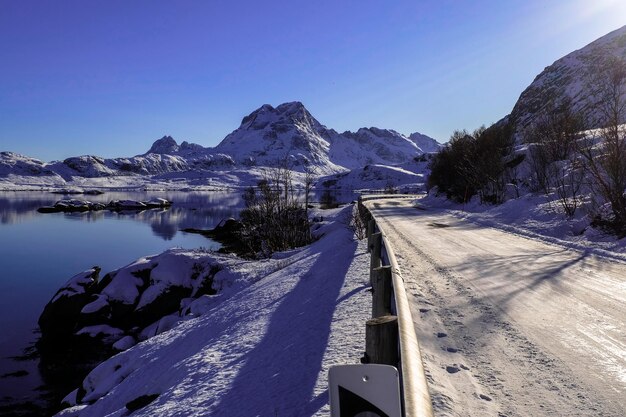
[578,56,626,231]
[428,123,516,204]
[303,163,317,216]
[524,98,586,216]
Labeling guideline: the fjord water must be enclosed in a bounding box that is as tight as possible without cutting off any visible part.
[0,191,242,411]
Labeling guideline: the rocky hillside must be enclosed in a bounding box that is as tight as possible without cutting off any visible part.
[510,24,626,136]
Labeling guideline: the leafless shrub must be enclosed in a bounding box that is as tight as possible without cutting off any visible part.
[239,160,313,257]
[349,204,367,240]
[577,56,626,232]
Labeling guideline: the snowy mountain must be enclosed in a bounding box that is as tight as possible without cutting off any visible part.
[214,101,435,173]
[214,102,341,174]
[0,102,439,190]
[145,136,211,157]
[408,132,442,153]
[0,151,58,177]
[509,24,626,135]
[330,127,425,170]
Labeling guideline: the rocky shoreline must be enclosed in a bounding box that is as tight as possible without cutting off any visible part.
[36,249,226,410]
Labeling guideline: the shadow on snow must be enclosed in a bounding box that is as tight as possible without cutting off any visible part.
[215,237,358,416]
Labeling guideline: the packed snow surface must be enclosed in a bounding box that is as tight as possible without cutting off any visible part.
[366,197,626,417]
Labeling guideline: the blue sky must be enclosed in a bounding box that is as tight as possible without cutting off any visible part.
[1,1,625,161]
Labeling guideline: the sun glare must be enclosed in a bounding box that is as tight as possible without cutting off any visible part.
[575,0,626,23]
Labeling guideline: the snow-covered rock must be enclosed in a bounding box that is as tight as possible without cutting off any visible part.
[38,198,172,213]
[38,268,101,340]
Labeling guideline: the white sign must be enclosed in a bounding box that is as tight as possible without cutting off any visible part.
[329,364,402,417]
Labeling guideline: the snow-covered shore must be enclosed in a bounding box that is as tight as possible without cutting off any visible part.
[52,205,371,416]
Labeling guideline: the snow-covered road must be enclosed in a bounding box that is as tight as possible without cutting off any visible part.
[365,198,625,417]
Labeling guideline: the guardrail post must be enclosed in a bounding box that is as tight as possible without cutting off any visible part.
[367,219,376,240]
[369,232,382,282]
[365,315,399,366]
[371,266,392,318]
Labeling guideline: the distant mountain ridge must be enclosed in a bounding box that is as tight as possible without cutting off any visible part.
[0,101,440,187]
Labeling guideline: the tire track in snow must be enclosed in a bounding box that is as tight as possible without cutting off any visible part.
[368,200,623,417]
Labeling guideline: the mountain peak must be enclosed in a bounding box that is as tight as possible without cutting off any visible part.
[147,136,178,154]
[238,101,321,131]
[275,101,306,114]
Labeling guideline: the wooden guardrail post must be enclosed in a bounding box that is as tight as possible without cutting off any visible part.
[369,232,382,282]
[371,266,392,318]
[367,219,376,240]
[365,315,399,366]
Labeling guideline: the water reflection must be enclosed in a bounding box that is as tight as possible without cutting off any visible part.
[0,191,244,240]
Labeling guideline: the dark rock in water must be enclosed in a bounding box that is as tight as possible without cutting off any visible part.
[38,331,117,414]
[108,199,147,210]
[50,188,83,195]
[37,206,60,213]
[38,268,101,340]
[183,218,246,255]
[50,188,104,195]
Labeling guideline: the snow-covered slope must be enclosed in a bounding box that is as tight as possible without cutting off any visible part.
[320,159,431,193]
[328,127,427,170]
[510,24,626,135]
[0,152,55,177]
[408,132,443,153]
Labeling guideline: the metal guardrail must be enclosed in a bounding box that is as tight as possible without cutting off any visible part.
[358,195,433,417]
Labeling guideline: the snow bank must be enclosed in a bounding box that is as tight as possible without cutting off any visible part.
[419,192,626,260]
[55,205,371,416]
